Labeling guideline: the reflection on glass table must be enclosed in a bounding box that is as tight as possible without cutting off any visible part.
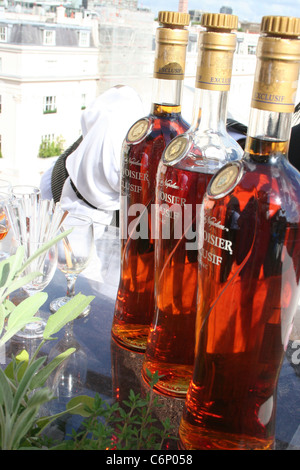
[0,192,12,261]
[47,321,87,400]
[4,223,300,451]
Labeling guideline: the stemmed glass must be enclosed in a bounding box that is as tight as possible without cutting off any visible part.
[15,240,58,339]
[47,321,87,403]
[50,214,94,317]
[0,178,12,193]
[9,185,41,246]
[0,179,13,260]
[5,187,67,339]
[0,192,12,260]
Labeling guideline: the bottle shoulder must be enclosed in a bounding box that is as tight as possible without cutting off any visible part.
[164,130,244,174]
[207,155,300,223]
[123,113,189,152]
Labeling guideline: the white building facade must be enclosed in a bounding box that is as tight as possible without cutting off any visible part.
[0,5,266,185]
[0,7,99,183]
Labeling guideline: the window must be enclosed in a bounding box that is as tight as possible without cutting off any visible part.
[43,96,57,114]
[0,27,7,43]
[43,30,56,46]
[248,45,256,55]
[78,30,90,47]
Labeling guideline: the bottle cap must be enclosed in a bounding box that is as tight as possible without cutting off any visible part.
[201,13,238,31]
[158,11,190,27]
[261,16,300,37]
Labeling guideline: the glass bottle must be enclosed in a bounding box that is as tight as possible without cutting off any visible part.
[112,11,190,352]
[179,15,300,450]
[142,13,243,397]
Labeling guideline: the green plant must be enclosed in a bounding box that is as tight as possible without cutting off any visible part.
[38,136,65,158]
[52,370,176,450]
[43,109,57,115]
[0,235,176,451]
[0,233,94,450]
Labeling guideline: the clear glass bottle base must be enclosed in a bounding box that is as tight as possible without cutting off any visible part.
[15,320,46,339]
[50,297,91,318]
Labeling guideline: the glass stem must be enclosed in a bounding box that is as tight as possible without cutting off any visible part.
[66,275,77,298]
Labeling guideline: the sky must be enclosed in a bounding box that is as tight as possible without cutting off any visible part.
[138,0,300,23]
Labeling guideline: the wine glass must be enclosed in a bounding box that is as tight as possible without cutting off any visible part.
[50,214,94,317]
[0,178,12,194]
[10,185,41,245]
[47,321,87,401]
[0,192,13,260]
[15,240,58,339]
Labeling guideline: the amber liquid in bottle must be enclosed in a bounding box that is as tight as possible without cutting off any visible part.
[112,104,189,352]
[142,144,213,396]
[0,224,8,240]
[179,138,300,449]
[142,11,242,395]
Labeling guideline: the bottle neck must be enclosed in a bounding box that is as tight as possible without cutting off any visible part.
[151,78,184,115]
[190,87,229,134]
[244,108,292,157]
[244,34,300,158]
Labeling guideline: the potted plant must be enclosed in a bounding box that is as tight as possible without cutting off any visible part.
[0,234,176,450]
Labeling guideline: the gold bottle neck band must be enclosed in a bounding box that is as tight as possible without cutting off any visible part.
[153,27,189,81]
[251,35,300,113]
[195,31,236,91]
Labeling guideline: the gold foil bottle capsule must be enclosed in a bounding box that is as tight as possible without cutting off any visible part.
[154,11,190,80]
[195,12,238,92]
[251,15,300,113]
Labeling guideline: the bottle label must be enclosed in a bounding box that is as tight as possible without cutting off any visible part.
[251,58,299,113]
[154,44,187,80]
[126,118,151,144]
[199,221,232,269]
[195,49,234,91]
[208,162,243,199]
[163,135,190,164]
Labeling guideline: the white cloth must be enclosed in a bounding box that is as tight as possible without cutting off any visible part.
[40,159,57,200]
[41,85,144,226]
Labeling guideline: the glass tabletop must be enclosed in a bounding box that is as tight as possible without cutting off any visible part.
[2,224,300,451]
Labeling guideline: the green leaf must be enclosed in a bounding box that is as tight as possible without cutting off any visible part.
[0,366,13,414]
[0,292,47,346]
[0,303,6,337]
[9,388,54,449]
[12,356,46,415]
[30,347,76,390]
[8,404,42,450]
[2,298,15,316]
[27,387,54,409]
[66,395,95,417]
[43,294,94,340]
[0,247,25,302]
[4,349,29,381]
[2,271,43,300]
[35,397,92,434]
